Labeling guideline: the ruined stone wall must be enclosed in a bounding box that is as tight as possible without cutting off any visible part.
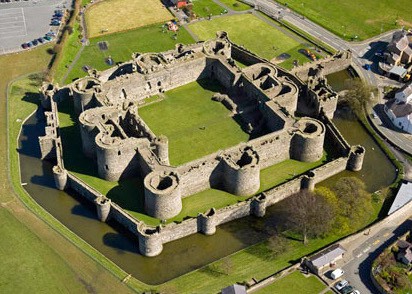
[319,111,351,156]
[100,56,210,103]
[210,57,240,89]
[248,130,291,169]
[177,155,222,196]
[231,43,266,66]
[291,51,352,82]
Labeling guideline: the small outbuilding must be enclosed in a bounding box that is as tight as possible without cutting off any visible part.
[304,244,346,275]
[221,284,247,294]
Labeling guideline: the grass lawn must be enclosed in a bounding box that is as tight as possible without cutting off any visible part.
[53,21,83,84]
[63,23,195,84]
[255,271,327,294]
[191,0,226,18]
[163,232,342,293]
[86,0,172,38]
[218,0,251,11]
[188,14,314,69]
[139,79,248,165]
[275,0,412,40]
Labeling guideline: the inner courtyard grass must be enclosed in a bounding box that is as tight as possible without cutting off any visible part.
[254,271,327,294]
[275,0,412,40]
[63,24,195,84]
[85,0,172,38]
[139,79,249,165]
[188,14,313,69]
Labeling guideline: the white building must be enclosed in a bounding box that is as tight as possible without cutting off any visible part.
[384,83,412,134]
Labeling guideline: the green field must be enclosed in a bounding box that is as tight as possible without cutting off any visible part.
[191,0,226,17]
[62,23,195,84]
[189,14,314,69]
[139,79,248,165]
[218,0,251,11]
[276,0,412,40]
[255,271,327,294]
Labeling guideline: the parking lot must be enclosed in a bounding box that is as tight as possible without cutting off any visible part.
[0,0,67,54]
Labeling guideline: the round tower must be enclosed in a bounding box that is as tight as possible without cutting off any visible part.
[144,170,182,219]
[71,77,101,114]
[347,145,365,171]
[137,225,163,257]
[94,196,111,222]
[52,165,68,190]
[79,111,99,158]
[198,208,217,235]
[222,147,260,196]
[301,171,316,191]
[252,194,267,217]
[290,118,325,162]
[154,135,169,165]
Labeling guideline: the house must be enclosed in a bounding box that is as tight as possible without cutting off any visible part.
[305,244,346,275]
[397,240,412,265]
[388,181,412,215]
[385,31,412,66]
[384,83,412,134]
[221,284,247,294]
[379,30,412,80]
[170,0,188,8]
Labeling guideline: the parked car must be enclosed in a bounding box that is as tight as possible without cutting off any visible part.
[341,285,354,294]
[335,279,349,291]
[330,268,345,280]
[51,20,60,26]
[44,35,53,41]
[32,39,38,46]
[27,41,33,48]
[352,290,360,294]
[21,43,28,49]
[37,37,45,43]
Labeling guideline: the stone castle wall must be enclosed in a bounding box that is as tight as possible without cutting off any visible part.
[38,34,365,257]
[291,51,352,82]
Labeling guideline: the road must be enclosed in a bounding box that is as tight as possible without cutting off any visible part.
[342,220,412,293]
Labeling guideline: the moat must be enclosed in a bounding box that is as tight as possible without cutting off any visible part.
[18,90,396,284]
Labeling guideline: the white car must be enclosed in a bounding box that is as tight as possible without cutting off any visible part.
[335,279,349,291]
[330,268,345,280]
[352,291,360,294]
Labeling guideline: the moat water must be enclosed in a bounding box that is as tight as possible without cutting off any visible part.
[18,70,396,284]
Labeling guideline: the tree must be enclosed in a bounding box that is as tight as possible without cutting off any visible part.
[332,177,372,229]
[283,190,336,245]
[339,79,375,116]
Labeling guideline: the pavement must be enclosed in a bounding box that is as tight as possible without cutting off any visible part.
[342,220,412,294]
[0,0,68,54]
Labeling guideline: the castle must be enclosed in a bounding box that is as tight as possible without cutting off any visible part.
[38,32,361,256]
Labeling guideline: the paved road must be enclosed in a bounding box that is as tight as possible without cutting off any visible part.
[343,220,412,293]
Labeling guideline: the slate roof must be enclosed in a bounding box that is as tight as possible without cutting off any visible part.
[309,244,346,268]
[388,182,412,215]
[222,284,247,294]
